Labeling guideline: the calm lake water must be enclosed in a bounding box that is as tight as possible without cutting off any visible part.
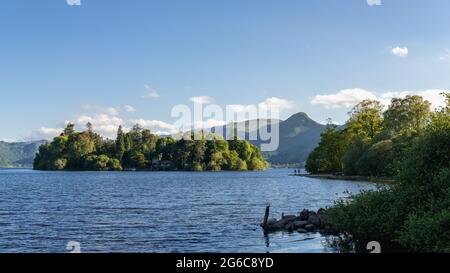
[0,168,377,253]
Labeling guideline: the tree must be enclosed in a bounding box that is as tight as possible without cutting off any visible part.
[305,127,347,174]
[63,123,75,136]
[383,95,431,136]
[355,140,394,176]
[66,132,96,169]
[191,140,206,164]
[326,99,450,252]
[86,122,93,133]
[347,99,384,141]
[34,122,268,172]
[115,125,126,162]
[108,158,123,171]
[248,157,267,171]
[155,137,176,161]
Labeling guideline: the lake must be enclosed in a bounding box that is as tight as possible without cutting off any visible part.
[0,168,377,253]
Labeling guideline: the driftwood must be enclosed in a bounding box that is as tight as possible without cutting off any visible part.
[262,205,270,233]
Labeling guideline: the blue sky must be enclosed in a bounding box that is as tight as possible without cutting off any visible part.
[1,0,449,141]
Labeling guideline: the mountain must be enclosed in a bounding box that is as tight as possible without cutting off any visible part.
[0,141,46,168]
[207,112,326,166]
[263,112,326,165]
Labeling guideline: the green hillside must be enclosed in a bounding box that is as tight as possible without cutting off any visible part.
[257,112,326,165]
[0,141,46,168]
[210,112,326,166]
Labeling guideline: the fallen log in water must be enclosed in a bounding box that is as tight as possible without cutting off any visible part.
[260,207,338,235]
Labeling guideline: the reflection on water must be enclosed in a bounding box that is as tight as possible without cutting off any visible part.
[0,168,376,253]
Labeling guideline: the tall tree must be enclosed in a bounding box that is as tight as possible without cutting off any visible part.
[383,95,431,136]
[115,125,126,162]
[63,123,76,136]
[347,99,384,141]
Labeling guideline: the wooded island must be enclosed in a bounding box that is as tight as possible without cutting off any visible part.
[33,124,268,171]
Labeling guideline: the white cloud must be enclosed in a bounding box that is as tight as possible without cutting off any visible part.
[192,119,227,130]
[391,46,409,57]
[377,90,447,109]
[72,114,124,138]
[142,85,160,99]
[129,119,175,130]
[311,88,378,109]
[26,127,64,141]
[66,0,81,6]
[311,88,448,110]
[367,0,381,6]
[258,97,295,111]
[123,105,136,113]
[378,91,411,106]
[417,89,448,110]
[189,96,215,104]
[228,104,257,113]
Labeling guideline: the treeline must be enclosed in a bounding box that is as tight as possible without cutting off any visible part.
[33,124,268,171]
[306,95,433,177]
[321,93,450,252]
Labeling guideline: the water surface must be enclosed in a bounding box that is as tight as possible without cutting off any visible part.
[0,169,377,253]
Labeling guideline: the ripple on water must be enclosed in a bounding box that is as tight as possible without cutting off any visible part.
[0,169,377,253]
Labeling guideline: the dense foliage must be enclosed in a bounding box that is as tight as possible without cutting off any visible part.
[33,124,268,171]
[325,93,450,252]
[306,95,432,177]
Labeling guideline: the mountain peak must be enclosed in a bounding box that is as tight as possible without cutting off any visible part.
[286,112,310,121]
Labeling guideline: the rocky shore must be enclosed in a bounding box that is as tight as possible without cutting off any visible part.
[261,207,338,235]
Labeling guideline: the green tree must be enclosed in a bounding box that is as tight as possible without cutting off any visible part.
[66,132,96,169]
[34,122,268,172]
[347,99,384,141]
[305,127,347,174]
[115,125,126,162]
[63,123,76,136]
[383,95,431,137]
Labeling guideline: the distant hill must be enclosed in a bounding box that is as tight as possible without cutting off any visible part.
[207,112,326,166]
[252,113,326,166]
[0,141,46,168]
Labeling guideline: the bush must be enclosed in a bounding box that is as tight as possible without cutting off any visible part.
[355,140,393,176]
[398,209,450,252]
[190,162,204,172]
[247,158,267,171]
[108,158,123,171]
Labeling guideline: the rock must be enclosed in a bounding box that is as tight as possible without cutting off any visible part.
[292,220,308,229]
[260,218,277,227]
[261,207,333,234]
[285,222,296,231]
[316,208,328,225]
[266,221,284,231]
[317,208,326,215]
[304,224,316,231]
[317,214,327,225]
[299,209,310,221]
[307,213,321,226]
[282,214,296,220]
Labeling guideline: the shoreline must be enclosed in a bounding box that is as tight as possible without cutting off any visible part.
[291,173,398,184]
